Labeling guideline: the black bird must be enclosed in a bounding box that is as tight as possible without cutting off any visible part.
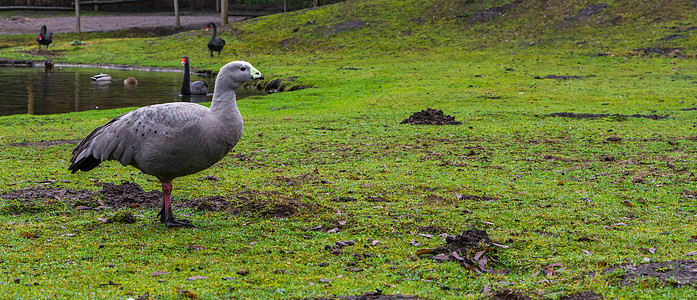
[37,25,53,49]
[180,56,208,95]
[205,22,226,57]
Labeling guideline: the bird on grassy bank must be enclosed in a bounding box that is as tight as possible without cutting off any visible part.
[206,22,226,57]
[181,56,208,95]
[91,73,113,83]
[37,25,53,49]
[69,61,264,227]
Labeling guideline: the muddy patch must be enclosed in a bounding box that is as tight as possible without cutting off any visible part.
[312,290,425,300]
[605,260,697,285]
[0,187,94,214]
[418,228,509,274]
[561,3,608,27]
[253,77,311,93]
[660,34,686,41]
[100,182,162,209]
[559,291,603,300]
[231,190,327,218]
[633,47,684,57]
[11,139,79,148]
[333,20,366,31]
[466,1,518,23]
[534,75,584,80]
[491,289,532,300]
[401,108,462,125]
[551,112,667,120]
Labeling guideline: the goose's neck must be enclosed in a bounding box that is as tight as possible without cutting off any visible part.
[181,62,190,94]
[209,88,240,119]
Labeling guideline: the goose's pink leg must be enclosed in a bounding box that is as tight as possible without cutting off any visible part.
[158,181,193,227]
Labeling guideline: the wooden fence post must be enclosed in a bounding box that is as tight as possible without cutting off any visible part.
[75,0,81,33]
[221,0,228,25]
[173,0,180,27]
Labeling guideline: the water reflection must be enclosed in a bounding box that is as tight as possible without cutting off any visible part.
[0,66,266,117]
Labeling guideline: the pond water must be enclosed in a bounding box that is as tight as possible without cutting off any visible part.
[0,66,266,117]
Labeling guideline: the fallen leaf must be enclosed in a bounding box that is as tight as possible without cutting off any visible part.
[370,240,380,246]
[307,225,323,231]
[648,246,657,254]
[186,276,208,281]
[482,285,492,296]
[451,251,464,261]
[685,251,697,256]
[433,254,449,261]
[236,269,250,276]
[416,248,434,255]
[620,200,634,207]
[177,289,198,299]
[409,240,420,246]
[581,249,592,256]
[491,242,509,248]
[188,245,205,250]
[319,274,343,282]
[418,234,434,239]
[473,250,486,261]
[152,271,171,276]
[477,256,488,270]
[345,267,363,272]
[20,232,37,239]
[75,206,91,211]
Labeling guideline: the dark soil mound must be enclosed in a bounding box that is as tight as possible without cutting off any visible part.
[100,182,162,209]
[491,289,532,300]
[559,291,602,300]
[401,108,461,125]
[561,3,608,27]
[634,47,684,57]
[467,1,518,23]
[551,112,667,120]
[442,228,492,250]
[426,228,508,274]
[605,260,697,285]
[535,75,584,80]
[312,290,425,300]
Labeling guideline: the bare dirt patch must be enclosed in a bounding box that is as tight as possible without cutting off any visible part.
[401,108,462,125]
[605,260,697,285]
[100,182,162,209]
[312,290,425,300]
[11,139,78,147]
[231,190,328,218]
[633,47,684,57]
[534,75,584,80]
[417,228,509,275]
[561,3,608,27]
[465,1,518,23]
[551,112,667,120]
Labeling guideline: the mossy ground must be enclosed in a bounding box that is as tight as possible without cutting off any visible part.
[1,0,697,298]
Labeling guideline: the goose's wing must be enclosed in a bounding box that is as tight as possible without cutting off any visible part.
[69,103,208,172]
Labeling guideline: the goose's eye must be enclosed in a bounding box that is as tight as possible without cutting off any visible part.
[240,67,247,71]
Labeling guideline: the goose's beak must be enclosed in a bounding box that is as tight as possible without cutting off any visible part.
[250,66,263,80]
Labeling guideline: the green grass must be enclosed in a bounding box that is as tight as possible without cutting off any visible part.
[2,0,697,298]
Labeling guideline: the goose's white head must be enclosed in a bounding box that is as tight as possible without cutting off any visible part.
[216,61,264,90]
